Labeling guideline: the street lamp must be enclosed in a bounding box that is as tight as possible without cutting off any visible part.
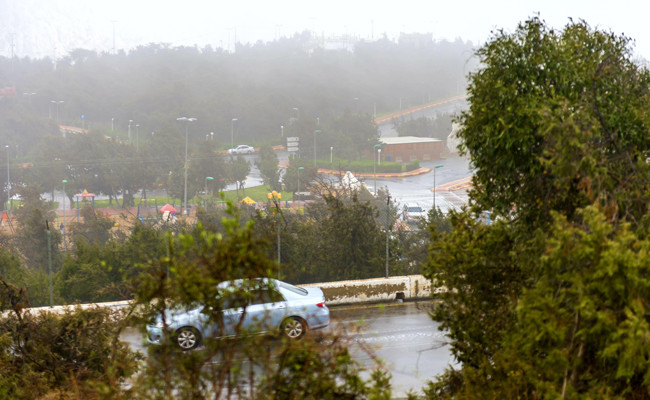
[378,148,382,165]
[330,146,333,167]
[50,100,64,123]
[373,144,382,195]
[111,117,114,131]
[135,124,140,152]
[293,107,299,121]
[128,119,133,142]
[280,125,284,138]
[62,179,67,251]
[432,164,444,211]
[205,176,214,195]
[177,116,197,217]
[231,118,238,150]
[5,145,9,212]
[297,167,304,199]
[210,132,214,141]
[313,129,321,167]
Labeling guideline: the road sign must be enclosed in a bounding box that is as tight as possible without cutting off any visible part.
[287,142,299,148]
[287,147,299,152]
[287,137,299,142]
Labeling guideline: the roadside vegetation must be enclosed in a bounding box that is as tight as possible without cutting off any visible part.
[424,18,650,398]
[0,205,393,399]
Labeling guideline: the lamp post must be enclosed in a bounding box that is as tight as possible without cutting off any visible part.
[297,167,304,199]
[210,132,214,141]
[231,118,238,150]
[313,129,321,167]
[205,176,214,195]
[378,148,382,165]
[62,179,67,251]
[386,192,390,278]
[177,117,197,217]
[432,164,444,211]
[373,144,382,195]
[128,120,133,142]
[135,124,140,152]
[293,107,299,121]
[5,145,9,212]
[111,117,114,131]
[280,125,284,138]
[330,146,333,167]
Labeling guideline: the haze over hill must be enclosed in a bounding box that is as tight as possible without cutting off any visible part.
[3,0,650,61]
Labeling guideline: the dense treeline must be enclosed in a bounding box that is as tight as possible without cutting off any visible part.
[0,180,437,306]
[0,32,475,209]
[0,207,395,399]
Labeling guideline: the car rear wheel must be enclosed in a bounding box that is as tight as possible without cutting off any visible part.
[282,317,306,339]
[175,326,201,350]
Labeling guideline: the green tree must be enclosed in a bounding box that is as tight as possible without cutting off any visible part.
[227,154,251,199]
[256,144,281,191]
[458,18,650,229]
[424,18,650,399]
[12,185,62,272]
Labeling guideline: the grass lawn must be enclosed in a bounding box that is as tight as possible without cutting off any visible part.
[53,185,294,210]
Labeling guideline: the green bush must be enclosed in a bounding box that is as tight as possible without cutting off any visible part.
[0,279,137,399]
[405,160,420,171]
[319,158,405,174]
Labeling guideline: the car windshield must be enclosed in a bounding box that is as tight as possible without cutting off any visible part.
[408,207,423,213]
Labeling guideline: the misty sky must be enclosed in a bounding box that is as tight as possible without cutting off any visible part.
[4,0,650,61]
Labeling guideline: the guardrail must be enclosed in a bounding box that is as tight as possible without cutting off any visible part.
[16,275,435,316]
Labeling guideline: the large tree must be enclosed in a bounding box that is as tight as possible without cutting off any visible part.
[256,144,281,191]
[425,18,650,399]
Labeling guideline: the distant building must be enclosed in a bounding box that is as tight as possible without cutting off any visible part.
[378,136,444,162]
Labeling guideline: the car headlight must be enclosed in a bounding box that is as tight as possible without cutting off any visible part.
[155,321,165,328]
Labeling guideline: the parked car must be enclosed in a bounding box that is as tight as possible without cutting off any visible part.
[146,278,330,350]
[228,144,255,155]
[403,204,425,223]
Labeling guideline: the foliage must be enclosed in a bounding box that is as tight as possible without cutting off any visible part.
[12,185,63,272]
[128,203,391,399]
[276,194,388,283]
[228,154,252,198]
[256,144,282,191]
[458,17,650,229]
[0,277,138,399]
[70,205,115,246]
[393,113,453,140]
[424,17,650,399]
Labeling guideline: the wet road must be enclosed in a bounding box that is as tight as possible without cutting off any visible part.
[121,300,455,397]
[333,301,456,396]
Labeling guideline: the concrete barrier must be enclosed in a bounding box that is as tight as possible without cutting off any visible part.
[302,275,433,305]
[12,275,434,315]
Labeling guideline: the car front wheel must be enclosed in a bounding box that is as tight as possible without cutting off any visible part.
[175,326,201,350]
[281,317,306,339]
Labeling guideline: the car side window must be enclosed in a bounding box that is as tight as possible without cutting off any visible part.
[249,288,284,305]
[221,294,248,310]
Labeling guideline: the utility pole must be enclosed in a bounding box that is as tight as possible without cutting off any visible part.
[385,193,390,278]
[46,221,53,307]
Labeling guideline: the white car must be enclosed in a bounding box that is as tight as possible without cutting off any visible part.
[404,205,425,223]
[228,145,255,155]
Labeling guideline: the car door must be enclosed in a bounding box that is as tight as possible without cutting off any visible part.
[240,287,287,334]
